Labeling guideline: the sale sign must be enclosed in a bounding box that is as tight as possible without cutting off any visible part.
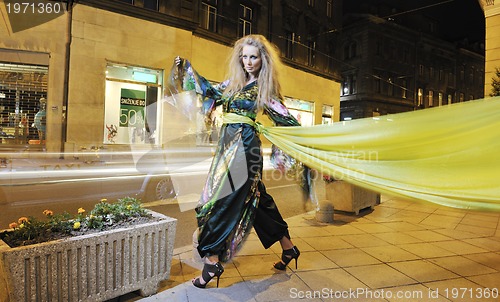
[120,88,146,128]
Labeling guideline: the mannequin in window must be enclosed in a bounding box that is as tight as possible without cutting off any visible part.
[33,97,47,142]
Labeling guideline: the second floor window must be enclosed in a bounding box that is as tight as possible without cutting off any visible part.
[350,75,357,94]
[402,79,407,99]
[307,40,316,67]
[344,42,357,60]
[326,0,332,18]
[201,0,217,32]
[239,4,252,37]
[375,76,381,93]
[286,32,296,60]
[143,0,158,10]
[342,78,348,95]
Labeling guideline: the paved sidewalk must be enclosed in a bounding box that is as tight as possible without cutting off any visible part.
[118,196,500,302]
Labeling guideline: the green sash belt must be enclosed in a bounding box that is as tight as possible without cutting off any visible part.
[222,113,265,134]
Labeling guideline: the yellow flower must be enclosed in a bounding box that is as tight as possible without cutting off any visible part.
[100,198,107,202]
[43,210,54,216]
[18,217,28,224]
[73,221,81,229]
[19,223,25,229]
[126,205,133,210]
[8,222,18,229]
[77,208,85,214]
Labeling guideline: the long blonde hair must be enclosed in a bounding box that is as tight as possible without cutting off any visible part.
[223,35,283,111]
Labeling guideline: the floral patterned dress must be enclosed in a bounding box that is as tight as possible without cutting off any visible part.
[170,60,301,262]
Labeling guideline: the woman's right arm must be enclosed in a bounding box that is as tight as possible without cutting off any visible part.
[171,57,227,108]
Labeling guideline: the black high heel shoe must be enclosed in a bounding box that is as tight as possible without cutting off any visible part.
[274,246,300,270]
[192,262,224,288]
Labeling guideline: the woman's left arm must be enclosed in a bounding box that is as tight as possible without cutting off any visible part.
[264,97,300,126]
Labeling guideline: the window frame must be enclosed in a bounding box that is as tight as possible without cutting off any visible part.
[238,4,253,38]
[201,0,218,32]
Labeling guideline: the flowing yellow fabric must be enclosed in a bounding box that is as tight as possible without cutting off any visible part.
[259,97,500,211]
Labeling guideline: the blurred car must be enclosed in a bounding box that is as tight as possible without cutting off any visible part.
[0,146,213,208]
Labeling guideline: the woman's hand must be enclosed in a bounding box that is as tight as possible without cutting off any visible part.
[175,56,183,66]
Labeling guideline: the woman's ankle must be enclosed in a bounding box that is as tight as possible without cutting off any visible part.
[279,236,294,250]
[205,255,219,264]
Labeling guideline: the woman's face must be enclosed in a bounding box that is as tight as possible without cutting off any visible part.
[241,45,262,79]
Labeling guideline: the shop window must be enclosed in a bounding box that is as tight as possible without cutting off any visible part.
[284,97,314,126]
[104,63,163,145]
[0,62,48,145]
[321,105,333,125]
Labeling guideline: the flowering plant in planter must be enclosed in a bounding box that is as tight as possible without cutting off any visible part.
[0,197,177,302]
[0,196,152,248]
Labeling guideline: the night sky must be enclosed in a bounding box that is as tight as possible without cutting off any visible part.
[343,0,485,44]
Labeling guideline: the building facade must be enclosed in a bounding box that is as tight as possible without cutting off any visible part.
[339,6,485,120]
[0,0,342,153]
[480,0,500,96]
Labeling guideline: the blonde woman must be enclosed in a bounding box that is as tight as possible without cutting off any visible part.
[173,35,302,288]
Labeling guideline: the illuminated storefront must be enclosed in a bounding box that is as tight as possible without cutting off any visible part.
[104,63,163,146]
[284,97,314,126]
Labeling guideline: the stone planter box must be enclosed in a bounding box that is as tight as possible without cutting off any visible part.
[326,181,379,215]
[0,211,177,302]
